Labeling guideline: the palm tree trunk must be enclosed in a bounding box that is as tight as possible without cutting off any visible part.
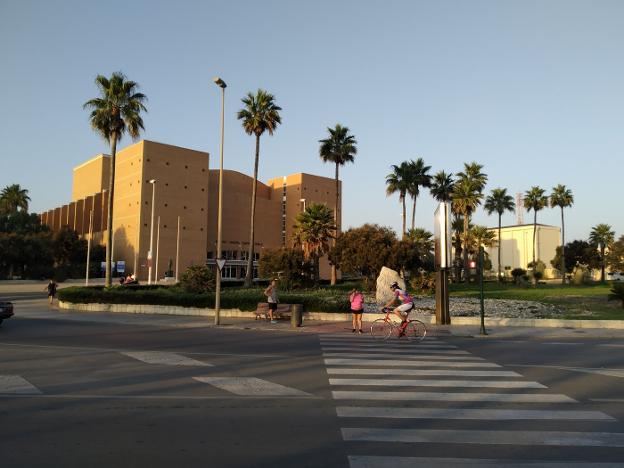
[411,197,416,231]
[401,197,406,240]
[315,254,320,287]
[330,163,338,286]
[532,212,537,267]
[244,135,260,287]
[497,213,502,282]
[105,134,117,287]
[560,207,565,284]
[463,214,469,282]
[601,246,606,283]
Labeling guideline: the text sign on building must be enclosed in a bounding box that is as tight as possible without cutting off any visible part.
[434,202,451,269]
[117,261,125,274]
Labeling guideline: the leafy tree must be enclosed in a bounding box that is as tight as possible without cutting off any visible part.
[385,162,411,239]
[551,240,601,274]
[523,186,548,271]
[258,247,312,289]
[392,239,425,278]
[606,236,624,273]
[550,184,574,283]
[0,211,49,234]
[179,265,215,294]
[292,203,335,286]
[237,89,282,287]
[429,170,454,203]
[608,283,624,309]
[319,123,357,286]
[484,188,515,282]
[406,158,431,230]
[0,184,31,214]
[84,72,147,287]
[452,175,484,281]
[589,223,615,283]
[331,224,397,283]
[53,228,87,266]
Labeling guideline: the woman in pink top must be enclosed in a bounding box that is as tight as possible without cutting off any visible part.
[349,288,364,334]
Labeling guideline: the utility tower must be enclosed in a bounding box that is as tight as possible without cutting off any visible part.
[515,192,524,225]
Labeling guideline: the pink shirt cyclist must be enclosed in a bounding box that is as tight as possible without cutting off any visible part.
[384,281,414,323]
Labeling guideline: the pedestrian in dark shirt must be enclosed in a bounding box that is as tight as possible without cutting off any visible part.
[45,279,57,305]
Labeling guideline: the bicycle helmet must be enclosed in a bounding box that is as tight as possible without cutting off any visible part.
[390,281,399,289]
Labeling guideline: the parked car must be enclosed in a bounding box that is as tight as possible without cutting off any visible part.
[0,301,14,325]
[607,272,623,281]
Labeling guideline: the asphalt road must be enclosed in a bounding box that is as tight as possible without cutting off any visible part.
[2,288,624,467]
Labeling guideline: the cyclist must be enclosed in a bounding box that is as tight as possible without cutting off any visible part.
[383,281,414,334]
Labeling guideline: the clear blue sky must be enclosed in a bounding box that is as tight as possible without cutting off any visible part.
[1,0,622,243]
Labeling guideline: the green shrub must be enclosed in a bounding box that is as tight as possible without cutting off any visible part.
[410,273,436,295]
[608,283,624,309]
[179,265,215,294]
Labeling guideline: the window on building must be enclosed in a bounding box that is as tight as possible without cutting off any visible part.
[222,266,236,279]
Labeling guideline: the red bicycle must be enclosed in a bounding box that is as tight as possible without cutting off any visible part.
[370,307,427,342]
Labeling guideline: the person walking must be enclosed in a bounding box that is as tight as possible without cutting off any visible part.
[349,288,364,334]
[45,279,58,305]
[264,279,279,324]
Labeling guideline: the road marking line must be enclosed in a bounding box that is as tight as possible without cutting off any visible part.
[327,368,523,377]
[121,351,212,366]
[590,398,624,403]
[348,455,623,467]
[599,344,624,348]
[321,346,467,354]
[336,407,615,420]
[510,364,624,378]
[323,353,483,361]
[0,375,42,394]
[329,378,546,389]
[332,391,577,403]
[325,359,500,368]
[194,376,311,396]
[0,393,320,400]
[341,427,624,447]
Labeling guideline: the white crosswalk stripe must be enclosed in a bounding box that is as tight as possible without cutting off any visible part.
[319,334,621,467]
[121,351,212,367]
[0,375,42,394]
[193,376,311,397]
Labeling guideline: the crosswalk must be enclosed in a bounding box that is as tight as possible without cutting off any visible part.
[320,334,623,467]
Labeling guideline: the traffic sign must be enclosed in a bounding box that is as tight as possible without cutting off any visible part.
[216,259,226,272]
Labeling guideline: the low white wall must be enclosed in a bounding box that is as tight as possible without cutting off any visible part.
[58,301,624,329]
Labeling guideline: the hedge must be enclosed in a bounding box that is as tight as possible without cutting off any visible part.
[57,285,351,313]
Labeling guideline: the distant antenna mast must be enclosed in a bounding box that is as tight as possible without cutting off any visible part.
[515,192,524,225]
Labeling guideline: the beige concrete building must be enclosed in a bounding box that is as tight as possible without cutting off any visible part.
[486,223,562,279]
[41,140,339,281]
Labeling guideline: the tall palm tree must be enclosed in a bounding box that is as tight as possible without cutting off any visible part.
[429,171,454,203]
[319,123,357,285]
[292,203,335,286]
[550,184,574,283]
[237,89,282,287]
[484,188,515,281]
[523,186,548,270]
[0,184,31,214]
[385,161,411,239]
[453,163,487,281]
[589,223,615,283]
[83,72,147,287]
[466,225,497,253]
[406,158,431,230]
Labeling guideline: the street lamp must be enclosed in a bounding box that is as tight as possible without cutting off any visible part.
[147,179,156,285]
[213,76,226,325]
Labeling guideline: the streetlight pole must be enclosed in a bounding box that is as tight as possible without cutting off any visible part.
[148,179,156,284]
[213,76,226,326]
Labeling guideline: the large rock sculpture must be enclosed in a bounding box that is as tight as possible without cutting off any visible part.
[376,266,405,305]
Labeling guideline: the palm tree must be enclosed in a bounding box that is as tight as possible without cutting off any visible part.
[484,188,515,281]
[385,161,411,239]
[523,186,548,271]
[550,184,574,283]
[429,171,454,203]
[292,203,335,286]
[407,227,434,255]
[466,225,497,253]
[0,184,31,214]
[406,158,431,230]
[83,72,147,287]
[589,223,615,283]
[237,89,282,287]
[452,164,486,281]
[319,123,357,285]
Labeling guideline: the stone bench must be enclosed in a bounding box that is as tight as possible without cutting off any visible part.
[254,302,294,320]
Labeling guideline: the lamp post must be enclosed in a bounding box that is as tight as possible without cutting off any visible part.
[213,76,226,326]
[147,179,156,285]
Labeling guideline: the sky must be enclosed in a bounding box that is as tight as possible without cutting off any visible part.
[1,0,622,243]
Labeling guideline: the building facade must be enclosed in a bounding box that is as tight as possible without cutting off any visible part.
[40,140,339,281]
[486,223,562,279]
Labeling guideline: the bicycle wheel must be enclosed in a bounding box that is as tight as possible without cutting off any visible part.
[370,319,392,340]
[404,319,427,342]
